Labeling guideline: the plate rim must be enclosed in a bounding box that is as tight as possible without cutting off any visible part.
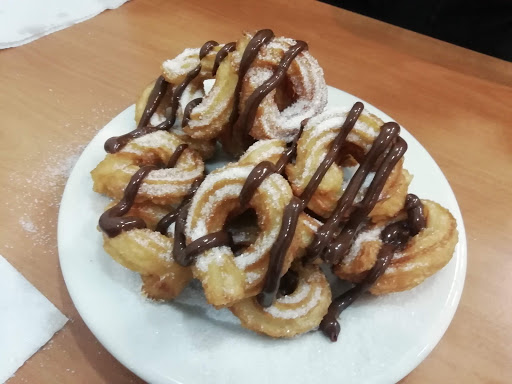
[58,86,467,384]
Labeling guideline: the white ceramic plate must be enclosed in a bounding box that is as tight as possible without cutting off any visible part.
[58,86,467,384]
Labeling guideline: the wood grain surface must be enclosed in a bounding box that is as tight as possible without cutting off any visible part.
[1,0,511,382]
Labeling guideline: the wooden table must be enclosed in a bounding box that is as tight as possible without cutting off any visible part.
[1,0,511,382]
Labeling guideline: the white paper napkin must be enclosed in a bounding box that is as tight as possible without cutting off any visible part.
[0,255,67,383]
[0,0,130,49]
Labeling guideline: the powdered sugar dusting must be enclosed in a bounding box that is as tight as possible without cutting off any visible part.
[300,132,337,184]
[187,165,289,274]
[387,258,430,273]
[186,166,251,237]
[193,183,243,239]
[195,248,228,272]
[129,230,174,263]
[266,37,297,50]
[264,286,322,319]
[19,215,37,233]
[138,182,190,197]
[162,48,200,78]
[187,78,230,129]
[302,217,321,233]
[133,233,150,249]
[8,142,86,252]
[121,130,179,155]
[239,139,285,164]
[245,39,328,142]
[149,112,166,126]
[343,226,383,266]
[307,107,379,152]
[245,271,261,284]
[246,67,273,87]
[3,100,122,256]
[277,283,311,304]
[117,133,204,198]
[293,107,382,189]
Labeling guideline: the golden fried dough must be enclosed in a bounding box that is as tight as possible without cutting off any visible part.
[91,131,204,205]
[230,264,331,337]
[334,200,458,294]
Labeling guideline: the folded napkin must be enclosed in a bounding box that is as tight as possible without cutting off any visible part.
[0,0,130,49]
[0,256,67,383]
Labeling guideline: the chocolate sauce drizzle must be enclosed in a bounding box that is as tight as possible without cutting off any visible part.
[319,193,426,342]
[258,196,304,307]
[277,269,299,297]
[222,29,275,155]
[232,40,308,151]
[155,210,179,236]
[212,42,236,76]
[104,76,168,153]
[237,102,405,308]
[99,165,157,237]
[156,41,219,131]
[150,30,310,267]
[104,40,219,153]
[166,144,188,168]
[182,98,203,128]
[306,122,402,264]
[155,177,203,235]
[171,204,233,267]
[103,29,297,157]
[239,119,305,207]
[320,243,394,342]
[99,29,427,342]
[154,175,232,267]
[99,144,188,237]
[321,137,408,265]
[405,193,426,236]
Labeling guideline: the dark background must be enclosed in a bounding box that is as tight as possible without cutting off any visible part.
[320,0,512,62]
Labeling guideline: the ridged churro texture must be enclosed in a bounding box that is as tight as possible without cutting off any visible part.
[91,131,204,205]
[334,200,458,294]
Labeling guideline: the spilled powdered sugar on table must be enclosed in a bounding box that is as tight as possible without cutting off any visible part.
[3,106,120,254]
